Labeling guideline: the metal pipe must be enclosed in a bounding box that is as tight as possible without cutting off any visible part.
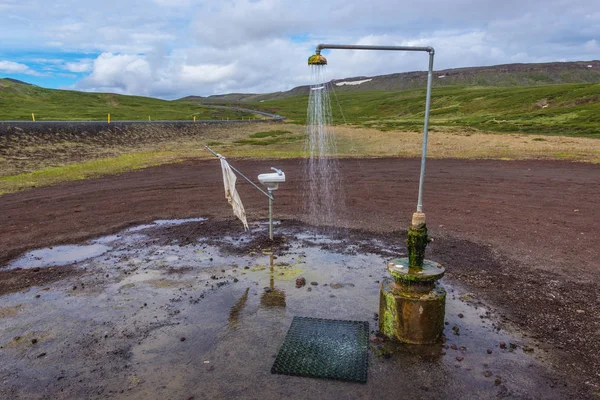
[316,44,434,54]
[314,44,435,213]
[204,146,274,200]
[417,52,434,213]
[268,189,274,240]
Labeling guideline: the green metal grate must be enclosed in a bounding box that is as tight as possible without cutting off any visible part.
[271,317,369,383]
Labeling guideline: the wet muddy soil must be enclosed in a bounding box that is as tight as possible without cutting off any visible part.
[0,219,578,399]
[1,157,599,398]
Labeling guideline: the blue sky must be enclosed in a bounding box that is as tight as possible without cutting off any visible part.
[0,0,598,99]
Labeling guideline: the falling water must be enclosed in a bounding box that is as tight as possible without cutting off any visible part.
[304,66,344,226]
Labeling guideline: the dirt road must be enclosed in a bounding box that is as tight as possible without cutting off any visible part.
[1,157,599,396]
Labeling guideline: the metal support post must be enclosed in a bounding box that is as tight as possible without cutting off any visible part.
[268,189,274,240]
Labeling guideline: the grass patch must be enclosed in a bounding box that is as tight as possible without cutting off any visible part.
[234,131,301,146]
[249,130,291,138]
[0,152,178,194]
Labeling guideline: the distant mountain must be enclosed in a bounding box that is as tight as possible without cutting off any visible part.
[1,78,34,86]
[181,60,600,103]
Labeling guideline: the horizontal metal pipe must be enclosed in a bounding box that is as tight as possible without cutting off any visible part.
[316,44,434,54]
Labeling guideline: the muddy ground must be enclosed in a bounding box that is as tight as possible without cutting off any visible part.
[1,157,599,398]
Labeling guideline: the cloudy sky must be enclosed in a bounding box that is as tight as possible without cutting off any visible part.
[0,0,598,99]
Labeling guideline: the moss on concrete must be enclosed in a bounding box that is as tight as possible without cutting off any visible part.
[407,224,428,268]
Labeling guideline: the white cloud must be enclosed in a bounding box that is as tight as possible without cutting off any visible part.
[0,0,599,98]
[64,59,94,73]
[0,60,41,76]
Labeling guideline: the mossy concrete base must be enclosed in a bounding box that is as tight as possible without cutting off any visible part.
[379,277,446,344]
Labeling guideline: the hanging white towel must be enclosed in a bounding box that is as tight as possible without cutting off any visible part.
[220,158,249,230]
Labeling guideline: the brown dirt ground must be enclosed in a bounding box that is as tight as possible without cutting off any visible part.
[1,157,599,396]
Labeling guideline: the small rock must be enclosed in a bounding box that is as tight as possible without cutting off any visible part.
[499,341,507,349]
[495,376,502,386]
[264,287,273,293]
[452,326,460,335]
[484,371,493,377]
[459,346,467,352]
[244,266,250,270]
[487,348,493,354]
[458,313,464,318]
[575,309,585,314]
[72,286,77,290]
[35,294,41,298]
[233,278,239,283]
[307,287,312,292]
[310,282,318,286]
[180,337,186,342]
[323,284,328,286]
[450,344,458,350]
[31,339,38,344]
[295,277,306,288]
[329,294,336,298]
[330,283,344,289]
[442,344,449,349]
[523,345,534,353]
[209,258,213,262]
[509,343,518,351]
[456,356,464,362]
[37,352,47,358]
[373,313,379,321]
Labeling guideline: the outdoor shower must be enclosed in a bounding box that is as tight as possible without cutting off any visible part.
[309,44,445,344]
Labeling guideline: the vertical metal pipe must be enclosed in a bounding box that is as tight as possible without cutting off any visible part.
[416,51,435,213]
[269,190,273,240]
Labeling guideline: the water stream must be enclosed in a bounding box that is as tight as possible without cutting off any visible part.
[304,66,344,226]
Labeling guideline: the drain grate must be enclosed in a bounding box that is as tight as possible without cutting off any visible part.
[271,317,369,383]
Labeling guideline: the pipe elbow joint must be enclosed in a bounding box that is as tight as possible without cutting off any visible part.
[427,47,435,55]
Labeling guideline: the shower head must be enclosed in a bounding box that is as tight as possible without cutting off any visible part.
[308,53,327,65]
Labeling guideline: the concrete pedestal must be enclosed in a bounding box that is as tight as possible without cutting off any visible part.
[379,278,446,344]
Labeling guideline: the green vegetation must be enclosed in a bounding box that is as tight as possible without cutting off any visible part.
[248,130,291,138]
[234,130,301,146]
[0,79,254,121]
[246,83,600,137]
[0,151,176,194]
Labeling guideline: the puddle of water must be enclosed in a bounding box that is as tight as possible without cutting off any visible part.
[8,244,110,270]
[125,218,208,233]
[0,220,568,400]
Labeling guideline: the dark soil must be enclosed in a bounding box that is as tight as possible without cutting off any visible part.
[0,265,80,296]
[1,157,599,396]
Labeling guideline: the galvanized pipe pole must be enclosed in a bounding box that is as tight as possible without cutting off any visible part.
[417,51,434,213]
[314,44,435,213]
[268,189,274,240]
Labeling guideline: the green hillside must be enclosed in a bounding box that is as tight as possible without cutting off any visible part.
[182,60,600,103]
[245,83,600,137]
[0,79,253,121]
